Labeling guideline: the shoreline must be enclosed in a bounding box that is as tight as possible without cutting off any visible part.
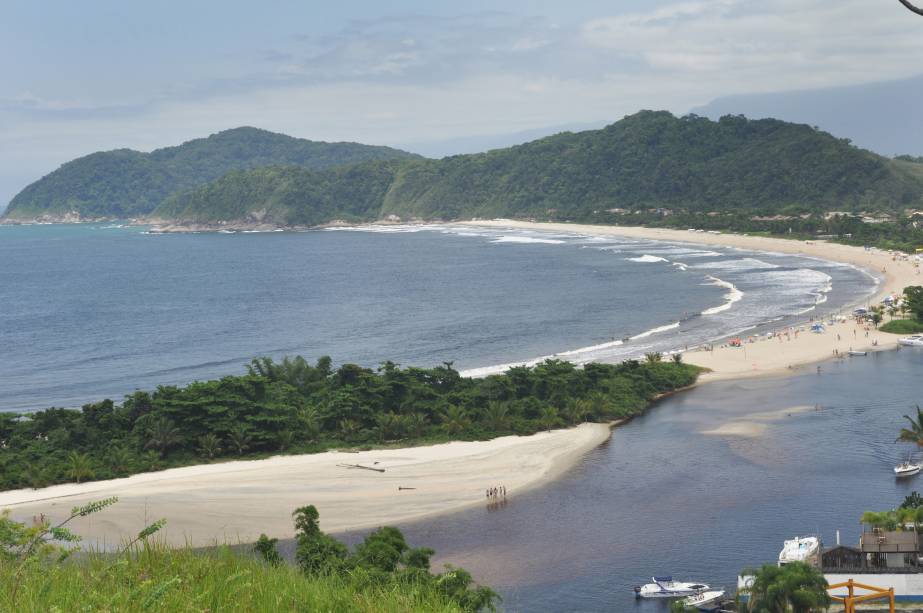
[0,423,612,547]
[463,220,921,382]
[3,219,920,547]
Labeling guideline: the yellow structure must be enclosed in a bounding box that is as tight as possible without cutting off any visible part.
[827,579,895,612]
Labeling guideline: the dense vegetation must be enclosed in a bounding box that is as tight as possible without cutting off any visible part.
[739,562,830,613]
[881,319,923,333]
[147,111,923,226]
[3,127,418,219]
[0,498,495,612]
[0,356,699,490]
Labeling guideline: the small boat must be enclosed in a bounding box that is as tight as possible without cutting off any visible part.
[848,350,867,356]
[895,460,922,478]
[682,589,727,611]
[899,335,923,347]
[779,536,820,566]
[634,576,709,598]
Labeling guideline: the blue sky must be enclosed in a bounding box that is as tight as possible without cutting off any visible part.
[2,0,922,208]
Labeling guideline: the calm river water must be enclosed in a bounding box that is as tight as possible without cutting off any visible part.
[354,348,923,611]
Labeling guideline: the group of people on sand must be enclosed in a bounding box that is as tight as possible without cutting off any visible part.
[486,485,507,499]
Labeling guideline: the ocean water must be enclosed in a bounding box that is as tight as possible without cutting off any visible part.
[341,348,923,612]
[0,223,874,412]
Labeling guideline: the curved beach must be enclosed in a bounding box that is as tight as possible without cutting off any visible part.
[466,220,921,381]
[3,222,919,547]
[0,423,611,547]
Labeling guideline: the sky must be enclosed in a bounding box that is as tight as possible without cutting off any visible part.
[2,0,923,208]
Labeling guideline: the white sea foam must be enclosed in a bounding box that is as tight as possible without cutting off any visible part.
[692,258,779,271]
[630,321,681,340]
[628,254,669,263]
[701,276,744,316]
[491,235,566,245]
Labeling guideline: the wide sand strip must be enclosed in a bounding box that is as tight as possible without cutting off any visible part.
[465,220,922,381]
[0,423,610,547]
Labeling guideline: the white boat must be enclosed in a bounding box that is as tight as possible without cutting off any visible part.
[895,461,922,477]
[848,350,867,356]
[634,576,709,598]
[898,335,923,347]
[682,589,726,610]
[779,536,820,566]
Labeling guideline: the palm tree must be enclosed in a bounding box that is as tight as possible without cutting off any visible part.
[66,451,95,483]
[539,406,561,431]
[405,413,429,438]
[23,464,50,489]
[141,450,163,472]
[744,561,830,612]
[671,353,683,364]
[107,445,135,474]
[198,433,222,459]
[297,406,321,442]
[338,418,360,441]
[861,510,900,532]
[441,406,471,435]
[374,412,404,442]
[644,352,663,363]
[484,401,511,431]
[897,406,923,447]
[144,417,182,458]
[277,430,294,451]
[564,399,591,425]
[227,424,252,455]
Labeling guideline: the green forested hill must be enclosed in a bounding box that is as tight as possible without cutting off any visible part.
[151,111,923,226]
[2,127,419,219]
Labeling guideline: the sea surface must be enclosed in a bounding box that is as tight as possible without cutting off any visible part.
[0,222,876,412]
[344,348,923,612]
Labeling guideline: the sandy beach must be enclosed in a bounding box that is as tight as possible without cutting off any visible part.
[4,220,920,548]
[466,220,922,381]
[0,423,610,547]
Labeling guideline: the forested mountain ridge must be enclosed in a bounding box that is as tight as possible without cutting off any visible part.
[152,111,923,227]
[2,127,419,220]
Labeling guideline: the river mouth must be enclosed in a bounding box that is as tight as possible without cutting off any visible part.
[333,348,923,612]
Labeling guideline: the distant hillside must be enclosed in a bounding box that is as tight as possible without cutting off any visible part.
[153,111,923,227]
[3,127,418,220]
[692,73,923,158]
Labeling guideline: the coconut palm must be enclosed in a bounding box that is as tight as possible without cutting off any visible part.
[297,406,321,442]
[144,417,182,458]
[484,401,511,431]
[539,406,561,431]
[277,430,294,451]
[374,412,404,441]
[227,424,252,455]
[744,561,830,613]
[441,406,471,435]
[198,433,222,459]
[338,418,360,441]
[565,399,592,425]
[861,510,900,532]
[671,353,683,364]
[645,352,662,363]
[897,406,923,447]
[405,413,429,438]
[107,445,135,474]
[66,451,95,483]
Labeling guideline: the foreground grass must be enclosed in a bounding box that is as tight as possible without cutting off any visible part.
[881,319,923,334]
[0,545,465,613]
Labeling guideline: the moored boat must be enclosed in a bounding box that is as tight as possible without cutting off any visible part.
[681,589,727,610]
[634,576,709,598]
[899,335,923,347]
[779,536,821,566]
